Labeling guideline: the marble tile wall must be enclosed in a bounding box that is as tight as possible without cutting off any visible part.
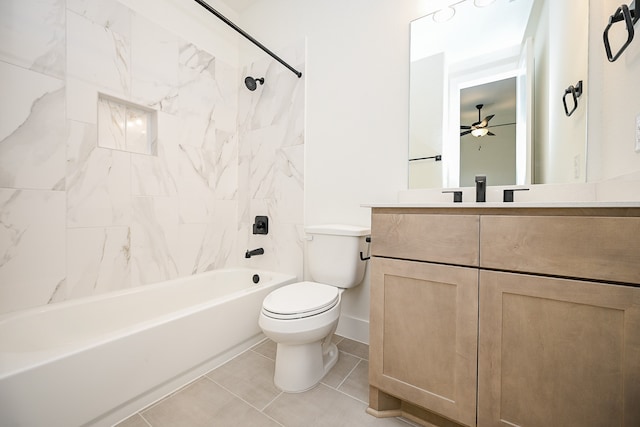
[0,0,305,314]
[237,44,306,281]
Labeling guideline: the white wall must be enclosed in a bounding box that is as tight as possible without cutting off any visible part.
[536,0,589,184]
[588,0,640,181]
[549,0,588,183]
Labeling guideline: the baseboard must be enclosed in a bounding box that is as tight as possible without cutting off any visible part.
[336,314,369,344]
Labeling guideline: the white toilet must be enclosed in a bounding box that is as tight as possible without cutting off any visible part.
[258,224,370,393]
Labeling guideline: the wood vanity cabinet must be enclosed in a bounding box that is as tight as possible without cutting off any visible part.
[368,207,640,427]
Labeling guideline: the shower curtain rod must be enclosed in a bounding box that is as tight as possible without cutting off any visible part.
[193,0,302,78]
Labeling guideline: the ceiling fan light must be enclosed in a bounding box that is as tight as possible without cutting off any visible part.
[471,128,489,137]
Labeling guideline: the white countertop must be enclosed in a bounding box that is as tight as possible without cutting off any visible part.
[362,201,640,209]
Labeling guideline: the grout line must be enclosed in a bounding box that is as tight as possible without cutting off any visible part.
[203,374,282,424]
[336,338,370,361]
[136,375,203,415]
[261,412,285,427]
[322,382,369,406]
[212,378,285,427]
[136,413,153,427]
[249,336,270,350]
[396,416,424,427]
[334,357,362,390]
[250,347,277,362]
[260,390,284,412]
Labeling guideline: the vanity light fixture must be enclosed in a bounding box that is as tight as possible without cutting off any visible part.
[426,0,464,24]
[433,6,456,23]
[471,127,490,137]
[426,0,498,25]
[474,0,497,6]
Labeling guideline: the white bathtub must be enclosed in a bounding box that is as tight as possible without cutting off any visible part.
[0,268,296,427]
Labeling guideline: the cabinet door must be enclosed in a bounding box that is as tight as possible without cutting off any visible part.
[370,257,478,427]
[478,270,640,427]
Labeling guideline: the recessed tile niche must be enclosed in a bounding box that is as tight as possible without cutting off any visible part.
[97,94,157,155]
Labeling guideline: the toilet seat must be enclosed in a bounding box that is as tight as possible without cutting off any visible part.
[262,281,339,320]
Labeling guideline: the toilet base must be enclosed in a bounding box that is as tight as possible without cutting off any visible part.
[273,341,339,393]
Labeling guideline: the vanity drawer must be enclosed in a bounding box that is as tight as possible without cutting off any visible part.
[371,213,480,266]
[480,215,640,284]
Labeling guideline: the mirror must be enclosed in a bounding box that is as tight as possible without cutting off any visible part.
[408,0,589,189]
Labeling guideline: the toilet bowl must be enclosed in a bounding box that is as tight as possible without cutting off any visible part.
[258,224,370,393]
[259,281,342,392]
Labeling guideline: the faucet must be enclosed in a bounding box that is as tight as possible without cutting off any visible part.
[245,248,264,258]
[475,175,486,202]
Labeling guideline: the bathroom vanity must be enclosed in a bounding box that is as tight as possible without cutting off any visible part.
[366,204,640,427]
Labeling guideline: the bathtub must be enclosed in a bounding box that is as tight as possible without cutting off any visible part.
[0,268,296,427]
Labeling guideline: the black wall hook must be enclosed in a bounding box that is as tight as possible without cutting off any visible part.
[603,1,638,62]
[563,80,583,117]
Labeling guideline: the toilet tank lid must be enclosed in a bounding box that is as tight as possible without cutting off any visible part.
[304,224,370,236]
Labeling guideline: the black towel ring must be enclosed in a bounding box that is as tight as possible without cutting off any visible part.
[603,1,639,62]
[563,81,583,117]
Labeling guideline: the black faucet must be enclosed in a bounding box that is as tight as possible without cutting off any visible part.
[245,248,264,258]
[475,175,486,202]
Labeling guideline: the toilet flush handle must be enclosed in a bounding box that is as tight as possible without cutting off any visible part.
[359,236,371,261]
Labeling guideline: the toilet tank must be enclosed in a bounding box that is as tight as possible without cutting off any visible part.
[305,224,371,288]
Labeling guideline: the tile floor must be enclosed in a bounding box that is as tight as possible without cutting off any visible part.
[115,336,416,427]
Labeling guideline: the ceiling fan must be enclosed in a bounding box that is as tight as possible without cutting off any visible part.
[460,104,495,137]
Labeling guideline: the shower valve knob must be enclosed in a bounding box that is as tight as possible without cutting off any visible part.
[253,216,269,235]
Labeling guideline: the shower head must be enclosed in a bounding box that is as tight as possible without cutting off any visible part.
[244,76,264,91]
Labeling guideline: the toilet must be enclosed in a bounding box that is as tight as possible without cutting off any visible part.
[258,224,370,393]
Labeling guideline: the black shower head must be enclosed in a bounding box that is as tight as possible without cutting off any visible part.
[244,76,264,91]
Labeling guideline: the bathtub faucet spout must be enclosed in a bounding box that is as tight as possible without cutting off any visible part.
[245,248,264,258]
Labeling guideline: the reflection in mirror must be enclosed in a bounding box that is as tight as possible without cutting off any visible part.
[459,78,517,186]
[408,0,588,189]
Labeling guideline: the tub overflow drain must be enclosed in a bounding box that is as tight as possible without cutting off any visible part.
[253,274,260,284]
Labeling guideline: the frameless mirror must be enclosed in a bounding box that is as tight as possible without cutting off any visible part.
[408,0,589,189]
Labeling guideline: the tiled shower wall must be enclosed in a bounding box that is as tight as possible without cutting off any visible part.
[0,0,305,314]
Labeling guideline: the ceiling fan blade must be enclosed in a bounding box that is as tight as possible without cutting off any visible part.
[490,122,516,128]
[487,131,496,136]
[460,130,472,136]
[461,125,472,129]
[478,115,495,128]
[471,120,481,127]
